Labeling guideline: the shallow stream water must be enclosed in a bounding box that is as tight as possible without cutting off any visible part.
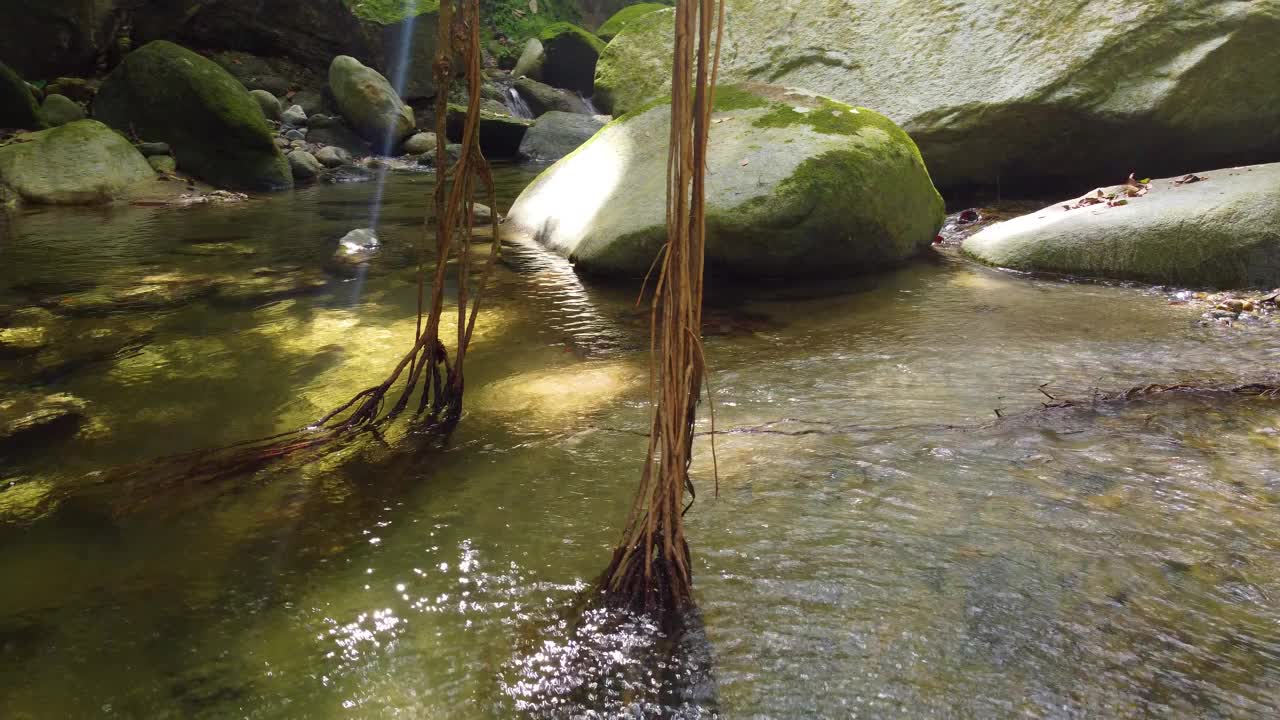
[2,167,1279,718]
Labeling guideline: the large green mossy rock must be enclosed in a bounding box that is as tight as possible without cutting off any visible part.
[595,1,1280,190]
[0,120,154,204]
[95,41,292,191]
[507,84,944,278]
[329,55,415,152]
[1,61,44,130]
[963,164,1280,289]
[596,3,667,41]
[538,23,605,94]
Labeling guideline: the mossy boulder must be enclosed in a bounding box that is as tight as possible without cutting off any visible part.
[39,94,85,127]
[445,104,532,159]
[329,55,415,153]
[597,3,668,41]
[962,164,1280,289]
[538,23,605,94]
[595,1,1280,191]
[0,120,155,204]
[1,61,43,130]
[94,41,292,191]
[506,83,945,278]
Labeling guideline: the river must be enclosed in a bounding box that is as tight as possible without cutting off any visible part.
[1,166,1278,718]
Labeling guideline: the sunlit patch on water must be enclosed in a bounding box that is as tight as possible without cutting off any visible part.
[470,360,645,427]
[500,605,717,719]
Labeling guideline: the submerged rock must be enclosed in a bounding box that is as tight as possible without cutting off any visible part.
[212,266,330,306]
[327,227,380,277]
[46,271,219,315]
[328,55,415,152]
[95,41,293,191]
[538,23,605,94]
[0,392,86,449]
[0,60,43,130]
[962,163,1280,289]
[595,1,1280,190]
[38,94,84,127]
[518,111,607,163]
[0,120,155,204]
[507,83,944,278]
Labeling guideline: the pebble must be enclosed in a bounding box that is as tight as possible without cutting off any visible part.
[284,129,306,141]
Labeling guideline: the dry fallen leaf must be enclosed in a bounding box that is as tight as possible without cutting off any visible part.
[740,159,749,166]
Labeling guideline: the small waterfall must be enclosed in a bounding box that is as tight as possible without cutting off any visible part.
[579,93,600,115]
[506,88,535,119]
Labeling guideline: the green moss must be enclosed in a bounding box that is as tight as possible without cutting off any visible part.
[592,6,673,113]
[711,84,772,112]
[342,0,439,24]
[597,3,671,41]
[752,98,904,137]
[539,22,605,53]
[480,0,583,66]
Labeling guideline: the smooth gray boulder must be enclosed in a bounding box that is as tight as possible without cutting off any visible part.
[287,150,323,181]
[514,77,592,116]
[328,55,414,152]
[596,1,1280,190]
[402,131,437,155]
[507,84,944,278]
[518,111,607,162]
[512,38,545,80]
[282,104,308,126]
[0,120,155,204]
[250,89,283,121]
[315,145,352,168]
[963,164,1280,289]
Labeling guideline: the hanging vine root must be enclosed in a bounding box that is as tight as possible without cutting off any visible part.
[599,0,724,619]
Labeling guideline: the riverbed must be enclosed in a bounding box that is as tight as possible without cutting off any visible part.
[2,167,1279,718]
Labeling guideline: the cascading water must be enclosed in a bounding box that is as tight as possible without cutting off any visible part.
[579,93,600,115]
[506,88,535,119]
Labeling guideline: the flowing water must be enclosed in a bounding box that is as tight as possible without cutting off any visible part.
[1,167,1279,718]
